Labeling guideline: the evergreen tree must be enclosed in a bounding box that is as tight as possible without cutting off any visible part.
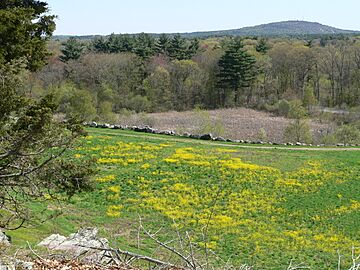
[91,37,108,53]
[217,38,257,105]
[186,38,200,59]
[119,34,135,52]
[168,34,187,60]
[155,34,170,55]
[107,33,122,53]
[0,0,56,71]
[0,0,94,229]
[256,38,270,54]
[60,37,85,62]
[133,33,156,59]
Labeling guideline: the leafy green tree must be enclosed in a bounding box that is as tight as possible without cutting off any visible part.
[60,37,85,62]
[303,84,317,108]
[0,0,94,229]
[143,66,172,111]
[217,38,257,105]
[61,86,97,121]
[170,60,206,111]
[98,101,116,122]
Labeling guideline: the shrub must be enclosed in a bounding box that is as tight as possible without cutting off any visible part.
[193,108,225,137]
[335,125,360,144]
[127,95,151,113]
[257,128,268,142]
[277,99,291,117]
[284,119,313,144]
[98,101,116,123]
[288,99,308,119]
[320,133,337,145]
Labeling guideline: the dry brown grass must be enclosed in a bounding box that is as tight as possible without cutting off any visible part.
[145,108,331,143]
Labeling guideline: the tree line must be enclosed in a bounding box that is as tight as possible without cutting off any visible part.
[31,30,360,123]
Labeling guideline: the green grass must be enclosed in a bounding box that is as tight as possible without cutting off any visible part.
[8,128,360,269]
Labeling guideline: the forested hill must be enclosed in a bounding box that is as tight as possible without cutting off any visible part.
[183,20,359,37]
[53,21,359,40]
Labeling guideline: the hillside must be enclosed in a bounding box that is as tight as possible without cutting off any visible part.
[183,20,359,37]
[8,128,360,269]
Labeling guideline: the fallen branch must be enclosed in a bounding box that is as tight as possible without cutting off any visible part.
[78,245,176,268]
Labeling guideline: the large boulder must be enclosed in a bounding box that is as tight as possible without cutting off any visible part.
[38,228,111,263]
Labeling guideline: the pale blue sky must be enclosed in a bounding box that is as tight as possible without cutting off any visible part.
[47,0,360,35]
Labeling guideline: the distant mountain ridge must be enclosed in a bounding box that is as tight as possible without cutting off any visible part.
[182,20,359,38]
[54,21,359,40]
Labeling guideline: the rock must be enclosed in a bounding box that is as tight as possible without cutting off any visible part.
[189,134,200,139]
[0,258,33,270]
[226,139,234,142]
[337,143,345,147]
[295,142,302,146]
[38,228,111,264]
[200,133,213,141]
[16,261,33,270]
[214,137,226,141]
[89,122,97,128]
[37,233,67,249]
[182,132,191,137]
[0,231,11,246]
[159,130,174,136]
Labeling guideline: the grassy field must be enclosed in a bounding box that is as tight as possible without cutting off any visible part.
[9,128,360,269]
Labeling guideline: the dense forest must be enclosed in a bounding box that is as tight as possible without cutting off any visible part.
[29,33,360,125]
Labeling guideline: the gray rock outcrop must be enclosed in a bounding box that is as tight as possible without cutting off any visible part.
[37,228,111,264]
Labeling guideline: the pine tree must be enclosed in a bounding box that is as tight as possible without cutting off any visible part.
[168,34,187,60]
[60,37,85,62]
[91,37,108,53]
[186,38,200,59]
[256,38,270,54]
[217,38,257,105]
[133,33,156,59]
[155,34,170,55]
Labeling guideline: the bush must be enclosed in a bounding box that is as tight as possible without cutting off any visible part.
[257,128,268,142]
[335,125,360,144]
[277,99,291,117]
[320,133,337,145]
[284,119,313,144]
[193,108,225,137]
[127,95,151,113]
[287,99,308,119]
[98,101,116,122]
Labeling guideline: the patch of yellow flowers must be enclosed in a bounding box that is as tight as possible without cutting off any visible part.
[82,136,359,262]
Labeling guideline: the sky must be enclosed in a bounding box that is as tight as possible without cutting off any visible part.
[47,0,360,35]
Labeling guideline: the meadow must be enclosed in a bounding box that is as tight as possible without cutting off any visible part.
[10,128,360,269]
